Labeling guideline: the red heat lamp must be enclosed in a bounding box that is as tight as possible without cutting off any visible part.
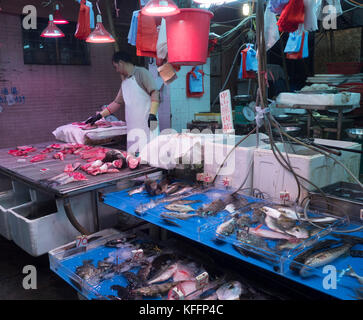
[41,15,65,38]
[141,0,180,16]
[86,15,115,43]
[193,0,225,3]
[53,4,69,24]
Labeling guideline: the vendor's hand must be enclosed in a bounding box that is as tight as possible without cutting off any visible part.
[148,113,158,131]
[85,113,102,125]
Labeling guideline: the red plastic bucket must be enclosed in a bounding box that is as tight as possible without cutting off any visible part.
[165,8,213,66]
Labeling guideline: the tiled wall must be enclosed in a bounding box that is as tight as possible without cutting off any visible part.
[169,59,211,132]
[0,12,123,149]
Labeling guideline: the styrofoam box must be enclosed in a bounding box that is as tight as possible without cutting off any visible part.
[253,138,361,203]
[204,133,270,193]
[8,192,96,257]
[0,181,31,240]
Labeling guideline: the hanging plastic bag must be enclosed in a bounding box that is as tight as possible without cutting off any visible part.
[302,31,309,58]
[128,10,140,46]
[75,0,91,40]
[277,0,305,33]
[238,45,256,80]
[264,5,280,51]
[304,0,321,31]
[284,31,303,53]
[246,45,258,72]
[136,12,159,58]
[268,0,290,14]
[76,0,94,29]
[157,18,168,60]
[187,66,204,97]
[286,31,309,59]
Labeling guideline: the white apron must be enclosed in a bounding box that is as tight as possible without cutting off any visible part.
[122,75,159,153]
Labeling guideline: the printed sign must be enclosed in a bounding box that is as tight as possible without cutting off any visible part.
[222,176,232,187]
[131,249,144,261]
[219,89,234,134]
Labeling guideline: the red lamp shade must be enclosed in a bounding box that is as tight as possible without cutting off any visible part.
[86,15,115,43]
[193,0,225,3]
[142,0,180,16]
[41,15,65,38]
[53,4,69,24]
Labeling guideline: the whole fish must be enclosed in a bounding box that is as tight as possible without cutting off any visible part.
[164,204,195,213]
[147,263,178,284]
[110,285,131,300]
[184,278,225,300]
[160,212,199,220]
[128,185,145,196]
[132,281,183,297]
[265,216,309,239]
[216,214,238,237]
[135,200,157,215]
[122,271,144,289]
[345,265,363,285]
[137,261,153,282]
[249,225,299,242]
[170,199,201,205]
[276,240,304,251]
[168,186,195,197]
[75,260,101,281]
[223,194,249,213]
[216,281,244,300]
[197,199,225,216]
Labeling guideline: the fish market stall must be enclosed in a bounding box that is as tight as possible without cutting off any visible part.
[98,179,363,300]
[0,141,159,256]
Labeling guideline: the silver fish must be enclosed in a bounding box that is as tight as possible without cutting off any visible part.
[135,200,157,215]
[265,216,309,239]
[128,185,145,196]
[160,212,198,220]
[216,214,238,237]
[346,265,363,285]
[132,281,183,297]
[216,281,244,300]
[147,263,178,284]
[164,204,195,213]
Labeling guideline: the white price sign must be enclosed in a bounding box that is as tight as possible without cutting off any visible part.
[76,235,88,248]
[219,89,234,134]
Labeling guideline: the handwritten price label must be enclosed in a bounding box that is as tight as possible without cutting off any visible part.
[196,173,205,182]
[204,173,212,183]
[280,191,290,202]
[170,287,185,300]
[196,272,209,290]
[222,177,232,187]
[219,89,234,134]
[76,235,88,248]
[131,249,144,261]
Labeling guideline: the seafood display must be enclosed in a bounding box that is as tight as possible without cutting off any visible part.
[50,230,279,301]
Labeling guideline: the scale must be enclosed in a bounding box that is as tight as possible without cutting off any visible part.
[233,95,255,125]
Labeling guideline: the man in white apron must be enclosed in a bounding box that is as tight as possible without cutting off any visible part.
[86,51,160,154]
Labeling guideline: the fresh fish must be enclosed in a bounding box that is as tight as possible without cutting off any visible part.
[110,285,131,300]
[128,185,145,196]
[197,199,225,216]
[137,261,153,282]
[260,206,283,219]
[160,212,198,220]
[223,194,249,213]
[147,263,178,284]
[346,265,363,285]
[276,240,304,251]
[265,216,309,239]
[185,278,225,300]
[144,179,160,196]
[235,214,252,228]
[274,215,297,230]
[168,186,195,197]
[135,200,157,215]
[164,204,195,213]
[150,253,178,277]
[75,260,101,281]
[132,281,183,297]
[249,225,299,241]
[233,244,279,265]
[216,214,238,237]
[122,271,144,289]
[170,199,201,205]
[216,281,244,300]
[161,217,182,227]
[276,207,299,220]
[164,184,181,195]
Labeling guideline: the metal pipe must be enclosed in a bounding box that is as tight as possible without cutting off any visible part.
[63,198,90,235]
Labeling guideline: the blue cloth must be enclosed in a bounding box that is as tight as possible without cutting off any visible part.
[128,10,140,46]
[284,31,303,53]
[189,67,204,93]
[268,0,290,14]
[76,0,95,29]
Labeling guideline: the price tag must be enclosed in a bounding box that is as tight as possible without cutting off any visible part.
[40,168,49,174]
[204,173,212,183]
[170,287,185,300]
[131,249,143,261]
[196,173,205,182]
[222,176,232,188]
[195,272,209,290]
[280,191,290,202]
[76,235,88,248]
[219,89,234,134]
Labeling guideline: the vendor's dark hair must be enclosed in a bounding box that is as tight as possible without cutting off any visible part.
[112,51,133,64]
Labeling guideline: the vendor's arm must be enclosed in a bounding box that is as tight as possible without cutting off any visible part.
[100,88,125,118]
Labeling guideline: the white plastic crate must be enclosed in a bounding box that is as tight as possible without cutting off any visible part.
[203,133,270,193]
[8,192,96,256]
[253,138,361,203]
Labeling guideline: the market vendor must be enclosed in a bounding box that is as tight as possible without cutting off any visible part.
[86,51,160,153]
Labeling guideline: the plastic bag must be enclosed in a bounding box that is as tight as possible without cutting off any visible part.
[304,0,321,31]
[128,10,140,46]
[264,5,280,51]
[284,31,303,53]
[277,0,305,33]
[156,18,168,60]
[268,0,290,14]
[75,0,91,40]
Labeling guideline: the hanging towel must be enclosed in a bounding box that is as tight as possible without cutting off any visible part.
[128,10,140,46]
[277,0,305,33]
[75,0,91,40]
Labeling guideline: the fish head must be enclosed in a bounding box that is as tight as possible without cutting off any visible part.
[288,226,309,239]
